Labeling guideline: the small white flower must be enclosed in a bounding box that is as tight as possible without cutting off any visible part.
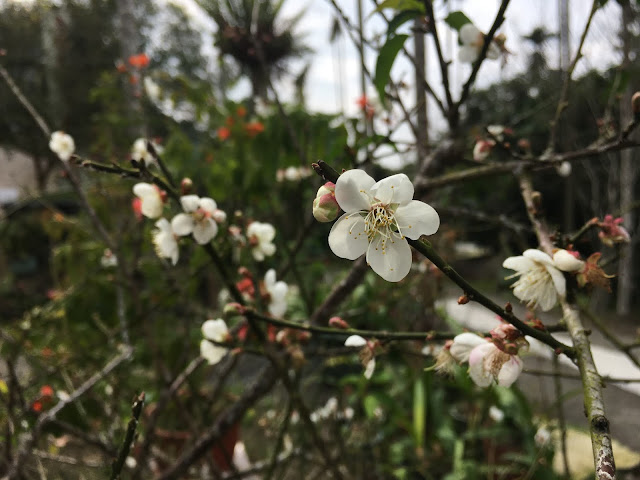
[200,318,229,365]
[534,426,552,447]
[152,218,179,265]
[363,358,376,379]
[131,138,161,167]
[49,131,75,161]
[450,333,486,363]
[556,161,572,177]
[489,406,505,422]
[344,335,367,347]
[328,170,439,282]
[473,139,494,161]
[458,23,501,63]
[133,182,164,219]
[503,249,568,311]
[264,269,288,317]
[468,341,523,388]
[171,195,221,245]
[100,249,118,268]
[143,77,161,101]
[247,221,276,261]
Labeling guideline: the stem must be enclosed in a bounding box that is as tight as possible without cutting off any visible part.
[110,392,145,480]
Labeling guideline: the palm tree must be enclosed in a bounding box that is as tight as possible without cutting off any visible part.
[201,0,309,101]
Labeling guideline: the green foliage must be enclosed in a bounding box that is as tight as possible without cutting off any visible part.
[374,34,409,106]
[444,11,472,31]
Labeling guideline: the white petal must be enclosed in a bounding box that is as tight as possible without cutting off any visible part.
[154,217,171,232]
[458,45,479,63]
[450,333,486,363]
[202,319,228,340]
[370,174,414,205]
[459,23,481,44]
[522,249,554,266]
[545,264,566,299]
[268,298,287,317]
[344,335,367,347]
[335,170,375,212]
[252,249,265,261]
[364,358,376,379]
[486,43,501,60]
[497,356,523,387]
[553,250,584,273]
[180,195,200,212]
[133,182,155,198]
[328,213,368,260]
[394,201,440,239]
[270,280,288,301]
[192,219,218,244]
[141,195,163,219]
[199,197,218,214]
[171,213,194,237]
[200,339,227,365]
[468,343,495,388]
[259,242,276,258]
[502,255,535,273]
[264,269,276,289]
[366,234,412,282]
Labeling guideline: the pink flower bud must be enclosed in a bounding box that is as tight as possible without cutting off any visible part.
[313,182,339,222]
[181,178,193,195]
[223,302,246,318]
[329,316,350,329]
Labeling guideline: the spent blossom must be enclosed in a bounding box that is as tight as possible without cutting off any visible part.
[172,195,223,245]
[344,335,376,379]
[598,214,631,246]
[133,182,165,219]
[458,23,502,63]
[247,221,276,261]
[327,170,439,282]
[49,131,75,162]
[472,139,494,161]
[200,319,230,365]
[502,249,583,311]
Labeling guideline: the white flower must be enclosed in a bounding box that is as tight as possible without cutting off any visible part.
[489,406,505,422]
[556,161,572,177]
[344,335,367,347]
[264,269,288,316]
[534,426,552,447]
[171,195,221,245]
[49,131,75,161]
[328,170,440,282]
[200,319,229,365]
[131,138,160,167]
[152,218,179,265]
[247,221,276,261]
[143,77,161,101]
[473,139,494,162]
[468,341,523,388]
[503,249,568,311]
[458,23,501,63]
[450,333,486,363]
[100,249,118,268]
[133,182,164,219]
[363,358,376,379]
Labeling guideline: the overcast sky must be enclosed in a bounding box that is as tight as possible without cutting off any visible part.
[170,0,622,142]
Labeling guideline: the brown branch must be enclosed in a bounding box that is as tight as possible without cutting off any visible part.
[110,392,145,480]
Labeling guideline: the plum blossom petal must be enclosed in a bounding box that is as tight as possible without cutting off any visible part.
[496,356,523,387]
[553,249,585,273]
[199,197,218,214]
[171,213,194,236]
[366,234,412,282]
[459,23,481,44]
[180,195,200,212]
[369,173,414,205]
[264,269,288,317]
[450,333,486,363]
[459,45,479,63]
[364,358,376,379]
[133,183,163,219]
[200,319,229,365]
[247,222,276,261]
[394,201,440,239]
[49,131,75,161]
[334,169,375,213]
[192,219,218,245]
[344,335,367,347]
[328,213,368,260]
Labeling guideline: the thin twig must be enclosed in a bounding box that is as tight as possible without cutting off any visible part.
[110,392,145,480]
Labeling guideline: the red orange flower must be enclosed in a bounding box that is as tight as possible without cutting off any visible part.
[128,53,150,69]
[245,122,264,137]
[217,126,231,141]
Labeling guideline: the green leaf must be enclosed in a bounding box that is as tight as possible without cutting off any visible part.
[444,11,472,31]
[374,34,409,104]
[412,377,425,448]
[372,0,425,15]
[387,9,423,37]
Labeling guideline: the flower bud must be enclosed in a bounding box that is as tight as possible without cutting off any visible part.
[553,249,584,273]
[556,161,572,177]
[632,91,640,119]
[181,178,193,194]
[313,182,339,222]
[223,302,246,318]
[329,316,350,329]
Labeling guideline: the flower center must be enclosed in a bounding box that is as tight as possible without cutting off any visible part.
[362,203,406,254]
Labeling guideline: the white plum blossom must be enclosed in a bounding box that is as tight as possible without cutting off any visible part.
[469,342,523,387]
[200,318,229,365]
[171,195,221,245]
[264,269,288,317]
[131,138,162,167]
[49,131,75,161]
[450,333,486,363]
[247,221,276,261]
[556,161,572,177]
[152,218,179,265]
[503,249,582,311]
[473,139,494,162]
[133,182,164,219]
[489,406,505,422]
[100,249,118,268]
[458,23,501,63]
[328,170,440,282]
[344,335,367,347]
